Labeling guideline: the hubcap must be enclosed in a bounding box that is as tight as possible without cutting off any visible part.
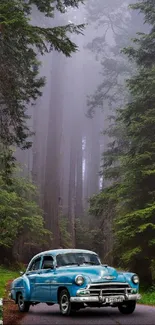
[18,294,24,309]
[61,294,69,313]
[122,303,128,308]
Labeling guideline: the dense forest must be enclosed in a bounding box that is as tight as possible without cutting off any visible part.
[1,0,155,286]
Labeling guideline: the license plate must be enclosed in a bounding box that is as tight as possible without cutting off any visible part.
[106,297,123,304]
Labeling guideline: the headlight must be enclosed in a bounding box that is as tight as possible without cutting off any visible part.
[75,275,84,286]
[132,274,139,284]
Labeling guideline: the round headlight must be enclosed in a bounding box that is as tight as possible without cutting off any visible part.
[75,275,84,286]
[132,274,139,284]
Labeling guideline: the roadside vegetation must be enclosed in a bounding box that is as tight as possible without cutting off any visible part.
[140,287,155,306]
[0,298,2,322]
[0,266,19,297]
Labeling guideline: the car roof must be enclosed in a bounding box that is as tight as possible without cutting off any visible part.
[32,249,97,260]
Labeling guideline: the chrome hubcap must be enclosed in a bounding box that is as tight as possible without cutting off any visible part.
[18,294,24,309]
[61,294,69,313]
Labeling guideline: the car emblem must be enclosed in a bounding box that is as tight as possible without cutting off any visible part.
[103,276,116,280]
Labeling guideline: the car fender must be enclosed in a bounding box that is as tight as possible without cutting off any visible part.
[55,273,91,300]
[22,274,32,301]
[12,275,32,301]
[121,272,139,289]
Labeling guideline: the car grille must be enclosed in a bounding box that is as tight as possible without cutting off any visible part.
[88,282,131,296]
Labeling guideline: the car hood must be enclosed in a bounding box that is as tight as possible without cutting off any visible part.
[57,265,127,283]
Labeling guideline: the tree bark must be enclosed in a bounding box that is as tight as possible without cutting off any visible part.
[43,51,65,247]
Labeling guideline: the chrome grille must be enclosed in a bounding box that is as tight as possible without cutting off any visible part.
[88,282,131,296]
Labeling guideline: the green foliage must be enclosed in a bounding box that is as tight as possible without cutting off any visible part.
[59,216,72,248]
[0,266,19,296]
[140,289,155,306]
[28,0,84,17]
[89,185,118,216]
[0,173,51,248]
[86,0,145,117]
[0,0,84,148]
[89,0,155,284]
[75,218,95,250]
[111,0,155,284]
[59,216,97,251]
[0,150,52,260]
[88,186,118,262]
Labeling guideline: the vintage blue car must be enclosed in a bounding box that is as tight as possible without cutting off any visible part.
[10,249,141,316]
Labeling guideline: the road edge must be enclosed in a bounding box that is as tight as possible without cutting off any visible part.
[3,280,25,325]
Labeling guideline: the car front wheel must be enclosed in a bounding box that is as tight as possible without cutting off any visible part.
[59,289,77,316]
[17,293,30,312]
[118,300,136,314]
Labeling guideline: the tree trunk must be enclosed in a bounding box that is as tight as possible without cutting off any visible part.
[43,52,65,247]
[75,134,83,219]
[68,130,76,248]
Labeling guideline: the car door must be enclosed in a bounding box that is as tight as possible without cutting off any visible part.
[34,255,55,302]
[26,257,42,301]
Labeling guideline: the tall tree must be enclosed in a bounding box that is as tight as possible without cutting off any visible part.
[84,0,136,206]
[0,0,84,150]
[90,0,155,284]
[86,0,148,264]
[43,50,65,247]
[113,0,155,285]
[84,115,100,208]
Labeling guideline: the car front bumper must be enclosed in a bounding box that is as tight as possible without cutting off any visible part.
[70,294,141,303]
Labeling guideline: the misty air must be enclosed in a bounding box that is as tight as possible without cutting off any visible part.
[0,1,155,324]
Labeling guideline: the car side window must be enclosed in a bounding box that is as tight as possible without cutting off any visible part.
[28,257,41,272]
[41,255,54,269]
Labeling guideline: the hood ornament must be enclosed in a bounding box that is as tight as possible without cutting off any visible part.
[102,275,116,280]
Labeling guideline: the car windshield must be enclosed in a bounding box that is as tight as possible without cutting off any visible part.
[56,252,101,267]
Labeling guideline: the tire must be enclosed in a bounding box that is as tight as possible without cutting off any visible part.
[59,289,77,316]
[118,300,136,314]
[17,293,30,312]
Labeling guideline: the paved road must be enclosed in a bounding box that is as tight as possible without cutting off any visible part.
[20,304,155,325]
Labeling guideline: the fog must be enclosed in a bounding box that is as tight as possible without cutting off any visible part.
[15,0,147,253]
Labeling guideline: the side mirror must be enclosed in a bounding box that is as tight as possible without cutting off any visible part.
[19,271,24,275]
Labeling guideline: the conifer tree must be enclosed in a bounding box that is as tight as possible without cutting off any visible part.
[0,0,84,148]
[114,0,155,284]
[89,0,155,284]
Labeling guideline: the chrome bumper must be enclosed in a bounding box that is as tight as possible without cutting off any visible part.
[70,294,141,303]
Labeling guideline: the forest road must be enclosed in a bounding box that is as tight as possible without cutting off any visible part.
[20,303,155,325]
